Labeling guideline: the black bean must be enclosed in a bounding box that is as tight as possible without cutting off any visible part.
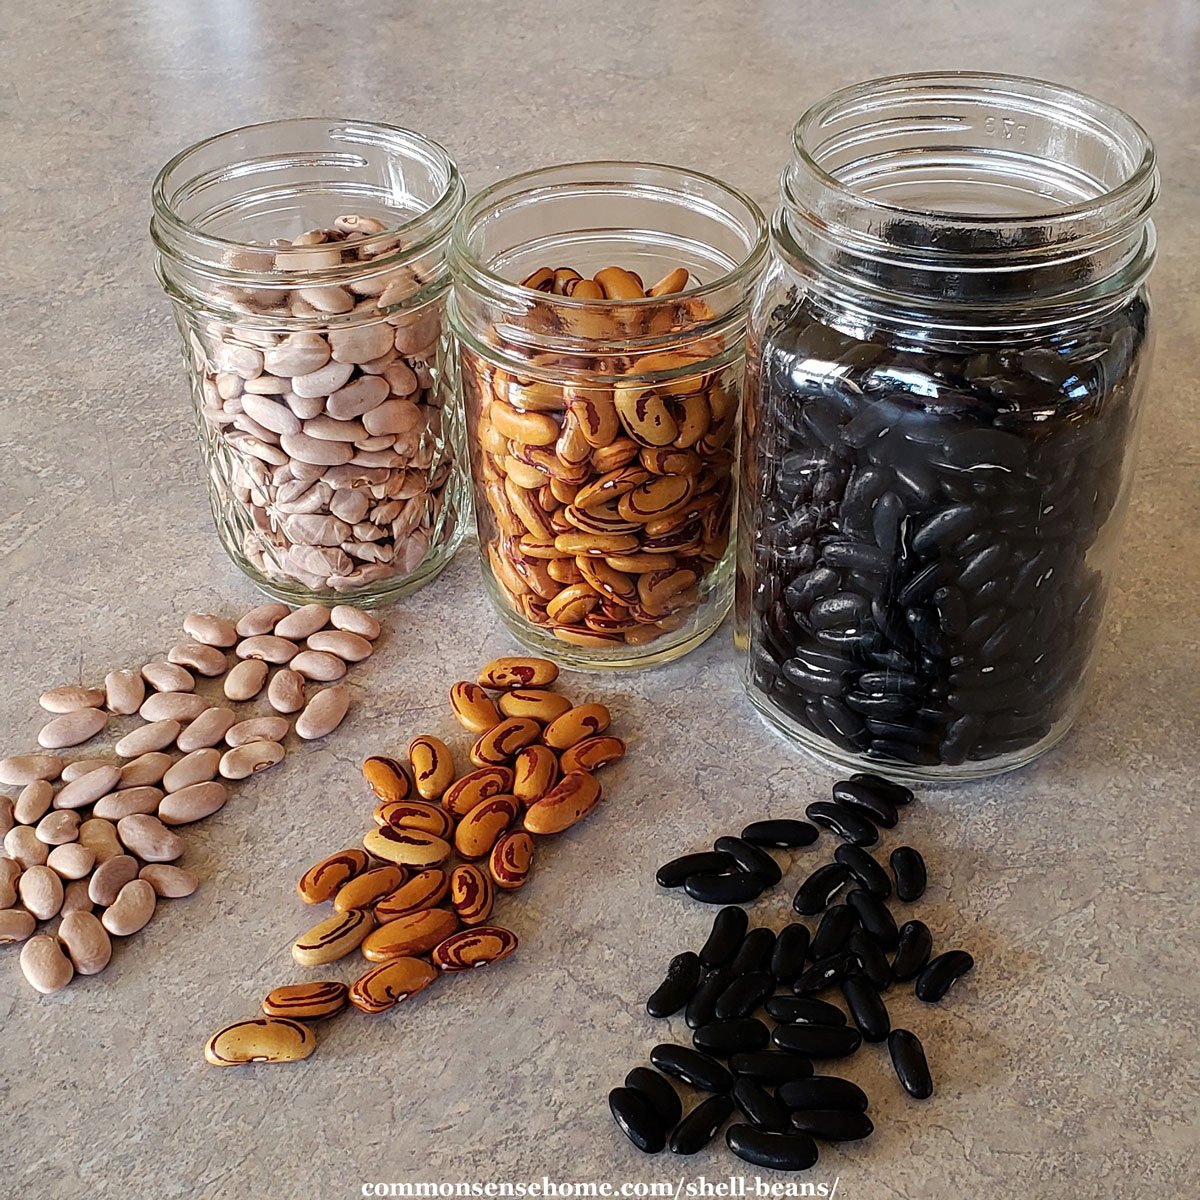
[793,952,856,996]
[805,801,879,846]
[789,1109,874,1142]
[834,844,892,899]
[840,972,890,1043]
[730,927,777,976]
[793,862,850,915]
[715,971,774,1020]
[890,846,927,901]
[656,851,737,889]
[699,906,749,968]
[646,951,703,1019]
[693,1018,771,1057]
[669,1094,735,1155]
[624,1067,683,1130]
[831,780,899,828]
[714,836,783,887]
[809,592,869,630]
[609,1086,667,1154]
[725,1125,819,1172]
[849,928,892,992]
[810,904,858,961]
[771,1023,862,1059]
[770,923,811,983]
[764,996,847,1027]
[846,888,899,950]
[891,920,933,981]
[686,968,732,1030]
[730,1051,815,1084]
[740,819,819,848]
[888,1028,934,1099]
[848,772,915,806]
[915,950,975,1002]
[650,1044,734,1094]
[911,504,980,555]
[777,1075,869,1113]
[732,1078,791,1133]
[684,872,764,905]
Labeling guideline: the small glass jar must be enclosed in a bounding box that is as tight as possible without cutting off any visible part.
[739,73,1158,778]
[449,162,766,668]
[152,118,468,605]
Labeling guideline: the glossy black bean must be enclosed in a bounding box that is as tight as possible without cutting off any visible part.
[849,928,892,992]
[730,1051,815,1084]
[832,780,899,828]
[770,924,811,984]
[655,851,739,889]
[911,504,979,555]
[609,1086,667,1154]
[725,1125,819,1172]
[771,1023,862,1059]
[793,862,850,915]
[834,844,892,899]
[650,1043,734,1094]
[819,696,867,741]
[646,952,703,1019]
[780,661,844,696]
[668,1094,735,1155]
[793,952,856,996]
[729,927,777,976]
[845,889,899,951]
[731,1078,791,1134]
[890,920,933,981]
[625,1067,683,1130]
[764,996,847,1027]
[789,1109,874,1142]
[714,836,783,888]
[843,690,915,719]
[810,904,858,961]
[805,801,879,847]
[699,906,749,968]
[693,1018,771,1057]
[776,1075,869,1113]
[684,872,765,905]
[915,950,975,1002]
[890,846,927,902]
[715,971,774,1021]
[867,739,942,766]
[872,491,905,554]
[741,819,819,848]
[785,567,840,613]
[687,965,735,1028]
[840,972,890,1043]
[822,540,893,574]
[888,1028,934,1099]
[849,773,914,806]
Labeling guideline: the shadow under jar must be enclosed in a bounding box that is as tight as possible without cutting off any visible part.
[152,118,468,604]
[739,73,1159,779]
[449,162,766,668]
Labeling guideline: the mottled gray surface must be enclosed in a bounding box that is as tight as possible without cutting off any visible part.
[0,1,1197,1196]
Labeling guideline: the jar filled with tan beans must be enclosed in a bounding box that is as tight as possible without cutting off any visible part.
[449,163,766,667]
[152,119,468,604]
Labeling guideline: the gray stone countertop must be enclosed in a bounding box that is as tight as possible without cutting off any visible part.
[0,1,1196,1196]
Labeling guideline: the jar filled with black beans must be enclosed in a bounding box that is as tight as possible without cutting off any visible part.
[738,73,1159,778]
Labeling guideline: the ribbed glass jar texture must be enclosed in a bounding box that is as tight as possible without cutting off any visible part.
[152,118,468,605]
[450,162,766,668]
[739,73,1158,779]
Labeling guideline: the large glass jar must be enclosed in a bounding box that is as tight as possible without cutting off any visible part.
[449,162,766,668]
[739,74,1158,779]
[152,119,468,604]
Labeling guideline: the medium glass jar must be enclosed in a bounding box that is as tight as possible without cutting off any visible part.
[449,162,766,668]
[739,73,1158,779]
[152,118,468,604]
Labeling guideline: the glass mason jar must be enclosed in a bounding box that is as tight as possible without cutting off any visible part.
[739,73,1158,779]
[449,162,766,668]
[151,118,468,605]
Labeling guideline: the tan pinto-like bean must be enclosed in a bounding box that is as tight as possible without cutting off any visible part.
[20,934,74,993]
[512,745,560,805]
[297,848,371,904]
[101,879,157,936]
[360,907,458,962]
[373,868,449,923]
[371,799,453,840]
[58,910,112,975]
[559,735,627,773]
[469,718,541,768]
[497,689,573,723]
[292,908,374,966]
[407,735,455,800]
[332,865,407,913]
[204,1017,316,1066]
[349,957,437,1014]
[441,766,514,818]
[262,981,348,1020]
[362,756,412,803]
[448,682,502,733]
[449,863,495,926]
[430,925,518,972]
[523,770,603,835]
[139,863,199,898]
[362,826,452,869]
[542,703,612,750]
[453,795,519,862]
[489,831,535,891]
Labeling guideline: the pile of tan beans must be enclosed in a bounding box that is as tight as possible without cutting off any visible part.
[0,602,376,993]
[206,655,625,1066]
[463,265,736,650]
[194,214,455,593]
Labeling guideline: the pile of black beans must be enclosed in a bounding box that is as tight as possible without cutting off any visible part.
[609,773,974,1171]
[740,292,1149,768]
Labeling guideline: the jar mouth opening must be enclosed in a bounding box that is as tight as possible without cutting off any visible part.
[789,71,1157,228]
[151,117,464,275]
[450,160,767,310]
